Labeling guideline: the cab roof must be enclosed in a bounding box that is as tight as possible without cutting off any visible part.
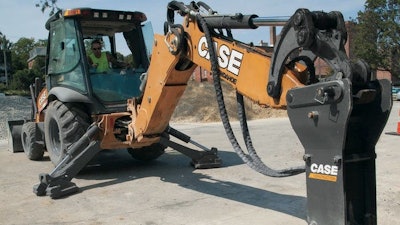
[45,8,147,36]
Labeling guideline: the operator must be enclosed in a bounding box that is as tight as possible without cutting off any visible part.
[87,40,130,73]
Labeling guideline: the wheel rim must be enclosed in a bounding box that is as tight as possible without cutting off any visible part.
[49,118,61,157]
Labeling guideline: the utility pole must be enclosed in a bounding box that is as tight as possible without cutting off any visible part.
[0,32,8,87]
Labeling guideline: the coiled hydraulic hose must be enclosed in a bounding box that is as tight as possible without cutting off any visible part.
[195,13,305,177]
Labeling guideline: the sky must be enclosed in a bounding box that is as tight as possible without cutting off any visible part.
[0,0,366,51]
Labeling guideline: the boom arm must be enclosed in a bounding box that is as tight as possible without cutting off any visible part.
[130,4,308,142]
[129,2,365,142]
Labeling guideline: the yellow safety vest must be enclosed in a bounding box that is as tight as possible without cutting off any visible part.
[89,52,110,73]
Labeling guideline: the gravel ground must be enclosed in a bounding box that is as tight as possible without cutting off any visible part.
[0,94,31,140]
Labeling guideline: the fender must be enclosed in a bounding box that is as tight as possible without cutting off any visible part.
[48,86,93,104]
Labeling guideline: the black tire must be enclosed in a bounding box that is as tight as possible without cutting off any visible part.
[21,122,45,160]
[44,100,90,165]
[127,143,166,161]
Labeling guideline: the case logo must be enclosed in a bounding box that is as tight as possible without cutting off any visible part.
[198,36,243,76]
[309,163,339,182]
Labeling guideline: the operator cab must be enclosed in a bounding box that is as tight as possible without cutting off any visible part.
[44,8,154,106]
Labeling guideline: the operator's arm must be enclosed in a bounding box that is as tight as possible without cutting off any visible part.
[87,55,95,68]
[106,53,131,68]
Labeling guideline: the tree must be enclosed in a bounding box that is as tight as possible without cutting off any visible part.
[10,38,36,71]
[35,0,60,16]
[0,32,12,50]
[0,32,12,86]
[3,37,47,91]
[10,69,42,91]
[9,38,46,71]
[353,0,400,77]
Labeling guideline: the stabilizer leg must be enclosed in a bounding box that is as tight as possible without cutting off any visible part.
[34,173,79,198]
[34,124,101,199]
[162,126,222,169]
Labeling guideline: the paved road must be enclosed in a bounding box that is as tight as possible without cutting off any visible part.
[0,102,399,225]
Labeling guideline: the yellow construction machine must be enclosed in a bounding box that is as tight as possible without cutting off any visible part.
[7,2,392,224]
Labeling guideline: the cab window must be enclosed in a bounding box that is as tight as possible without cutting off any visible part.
[48,18,86,92]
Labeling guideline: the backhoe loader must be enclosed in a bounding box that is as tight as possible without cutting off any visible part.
[7,1,392,225]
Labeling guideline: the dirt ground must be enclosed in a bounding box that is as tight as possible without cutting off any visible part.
[0,82,399,224]
[1,103,399,224]
[171,79,287,123]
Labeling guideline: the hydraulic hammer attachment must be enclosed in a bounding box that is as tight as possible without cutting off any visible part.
[265,8,392,225]
[34,124,101,199]
[288,78,391,225]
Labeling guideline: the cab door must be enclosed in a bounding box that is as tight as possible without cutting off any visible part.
[46,18,87,93]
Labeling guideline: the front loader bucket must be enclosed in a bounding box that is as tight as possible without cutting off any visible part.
[7,120,25,153]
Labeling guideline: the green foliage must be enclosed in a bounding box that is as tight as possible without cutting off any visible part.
[31,56,46,73]
[10,38,36,71]
[9,68,42,91]
[0,37,46,92]
[35,0,60,16]
[0,83,6,92]
[0,32,12,50]
[353,0,400,76]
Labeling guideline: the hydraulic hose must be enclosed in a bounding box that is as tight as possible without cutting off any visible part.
[236,93,305,176]
[196,13,304,177]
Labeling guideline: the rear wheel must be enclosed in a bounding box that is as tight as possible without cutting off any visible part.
[127,143,166,161]
[44,100,90,165]
[21,122,45,160]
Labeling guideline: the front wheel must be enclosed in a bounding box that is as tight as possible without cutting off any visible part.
[21,122,45,160]
[44,100,90,165]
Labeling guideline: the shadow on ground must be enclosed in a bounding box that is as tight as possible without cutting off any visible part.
[73,149,306,221]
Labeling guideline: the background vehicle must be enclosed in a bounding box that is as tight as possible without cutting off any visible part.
[8,2,392,225]
[392,86,400,100]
